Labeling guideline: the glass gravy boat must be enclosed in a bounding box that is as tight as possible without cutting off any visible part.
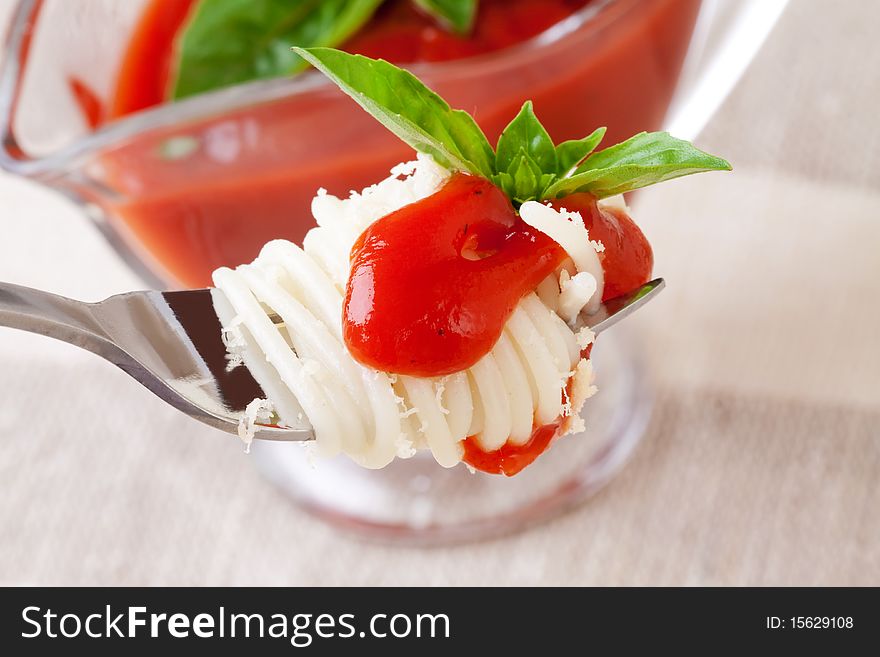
[0,0,787,542]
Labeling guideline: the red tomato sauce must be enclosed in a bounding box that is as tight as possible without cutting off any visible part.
[342,172,649,473]
[458,197,650,473]
[345,174,567,377]
[462,340,596,475]
[343,176,652,379]
[88,0,700,288]
[463,418,563,477]
[550,193,654,301]
[107,0,595,119]
[345,0,596,63]
[108,0,195,119]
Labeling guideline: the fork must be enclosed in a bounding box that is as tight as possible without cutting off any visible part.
[0,278,664,441]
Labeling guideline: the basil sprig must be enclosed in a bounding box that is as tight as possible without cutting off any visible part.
[172,0,480,100]
[297,47,731,202]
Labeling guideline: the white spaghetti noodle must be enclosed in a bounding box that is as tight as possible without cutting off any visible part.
[213,155,612,468]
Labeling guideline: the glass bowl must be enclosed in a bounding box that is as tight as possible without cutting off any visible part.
[0,0,788,542]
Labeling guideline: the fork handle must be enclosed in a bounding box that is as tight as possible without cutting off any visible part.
[0,282,110,352]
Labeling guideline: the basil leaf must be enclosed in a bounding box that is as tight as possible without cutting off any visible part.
[492,171,516,201]
[414,0,478,35]
[172,0,383,100]
[507,150,547,203]
[544,132,732,199]
[295,47,496,176]
[510,156,539,203]
[556,126,606,175]
[496,101,557,176]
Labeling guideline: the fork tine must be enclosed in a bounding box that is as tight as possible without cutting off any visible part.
[581,278,665,334]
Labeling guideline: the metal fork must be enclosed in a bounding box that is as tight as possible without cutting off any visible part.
[0,278,664,441]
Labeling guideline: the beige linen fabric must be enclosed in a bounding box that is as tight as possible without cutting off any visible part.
[0,0,878,585]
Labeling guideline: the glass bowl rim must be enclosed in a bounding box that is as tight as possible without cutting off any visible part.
[0,0,640,177]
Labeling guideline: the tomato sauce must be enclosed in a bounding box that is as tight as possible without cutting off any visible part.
[342,171,649,472]
[345,174,567,377]
[463,418,563,476]
[107,0,596,119]
[344,0,597,63]
[550,193,654,301]
[458,196,650,474]
[89,0,700,288]
[462,347,600,475]
[108,0,195,119]
[343,176,652,379]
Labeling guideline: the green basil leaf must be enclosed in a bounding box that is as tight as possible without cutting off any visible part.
[507,149,546,203]
[544,131,732,199]
[492,171,516,201]
[555,126,606,174]
[496,101,557,176]
[413,0,478,35]
[295,47,496,176]
[172,0,383,100]
[539,172,557,194]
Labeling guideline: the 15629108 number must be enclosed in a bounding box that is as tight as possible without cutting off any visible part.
[790,617,853,629]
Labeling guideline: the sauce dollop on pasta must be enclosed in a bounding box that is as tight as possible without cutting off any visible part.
[343,175,653,379]
[343,174,567,377]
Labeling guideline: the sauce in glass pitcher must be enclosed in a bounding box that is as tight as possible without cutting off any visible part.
[92,0,699,287]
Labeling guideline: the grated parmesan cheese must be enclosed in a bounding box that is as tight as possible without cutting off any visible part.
[576,326,596,350]
[238,398,275,452]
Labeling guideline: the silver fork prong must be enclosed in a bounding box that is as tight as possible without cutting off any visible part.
[581,278,665,334]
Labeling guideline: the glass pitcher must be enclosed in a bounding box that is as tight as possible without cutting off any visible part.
[0,0,788,543]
